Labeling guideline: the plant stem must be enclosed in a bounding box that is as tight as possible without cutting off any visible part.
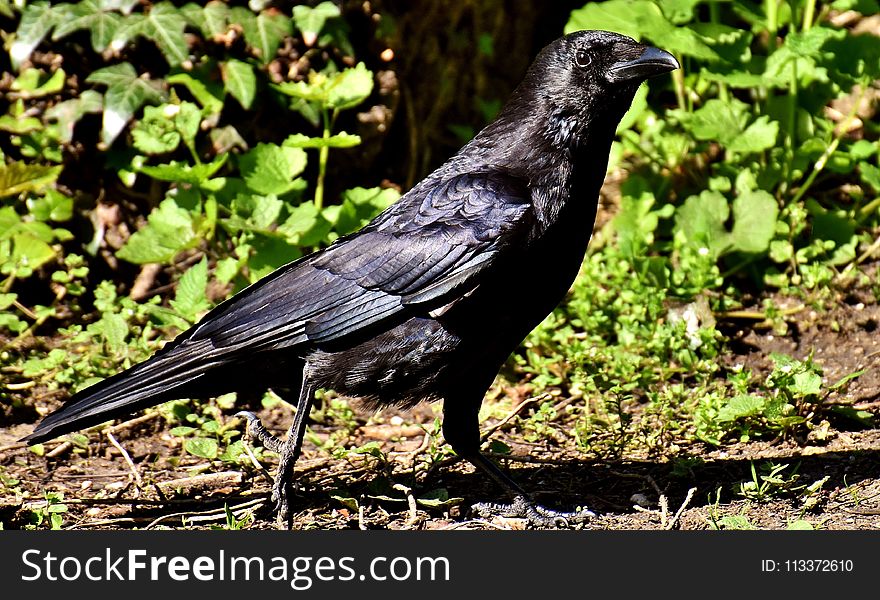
[672,65,687,112]
[766,0,779,48]
[315,108,331,211]
[790,86,865,206]
[802,0,817,31]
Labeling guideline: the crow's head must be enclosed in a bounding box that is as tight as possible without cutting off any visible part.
[518,30,679,148]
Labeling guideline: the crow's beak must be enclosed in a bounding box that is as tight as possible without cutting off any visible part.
[607,46,679,83]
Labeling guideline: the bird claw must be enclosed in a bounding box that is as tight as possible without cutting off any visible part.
[471,495,595,528]
[237,411,295,527]
[236,410,283,453]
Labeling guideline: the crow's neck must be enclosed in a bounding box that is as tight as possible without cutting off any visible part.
[459,103,618,231]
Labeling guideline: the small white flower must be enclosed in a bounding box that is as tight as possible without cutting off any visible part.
[698,246,709,256]
[163,104,181,117]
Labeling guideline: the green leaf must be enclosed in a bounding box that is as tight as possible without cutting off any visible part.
[730,190,778,254]
[170,257,210,322]
[166,73,224,115]
[675,190,730,257]
[169,426,197,436]
[235,8,292,63]
[0,162,62,198]
[292,1,340,46]
[0,312,27,334]
[52,0,122,52]
[138,155,228,185]
[9,233,57,275]
[229,193,283,231]
[132,105,182,154]
[684,98,749,146]
[792,371,823,397]
[11,68,66,98]
[327,63,374,110]
[277,201,332,247]
[565,0,715,60]
[181,1,229,38]
[99,312,129,354]
[10,2,68,70]
[239,143,307,195]
[728,116,779,155]
[283,132,362,148]
[45,90,103,143]
[27,190,73,222]
[185,437,219,459]
[221,59,257,110]
[113,2,189,66]
[116,199,198,264]
[718,394,767,422]
[87,63,166,146]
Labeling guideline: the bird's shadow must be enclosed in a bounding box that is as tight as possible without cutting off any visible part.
[285,444,880,524]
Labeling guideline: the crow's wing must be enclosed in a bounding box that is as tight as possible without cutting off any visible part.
[22,174,533,444]
[188,172,533,351]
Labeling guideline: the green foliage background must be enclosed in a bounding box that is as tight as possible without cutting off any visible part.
[2,0,880,470]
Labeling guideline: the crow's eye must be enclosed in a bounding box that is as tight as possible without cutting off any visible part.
[575,49,591,68]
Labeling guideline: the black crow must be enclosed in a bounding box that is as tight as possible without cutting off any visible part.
[24,30,678,527]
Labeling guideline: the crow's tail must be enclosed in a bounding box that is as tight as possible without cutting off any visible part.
[22,339,218,444]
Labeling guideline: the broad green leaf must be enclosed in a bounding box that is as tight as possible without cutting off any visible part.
[181,1,229,38]
[9,233,57,275]
[277,201,332,247]
[221,59,257,110]
[283,132,362,148]
[172,101,202,143]
[99,312,129,354]
[0,312,27,334]
[0,293,16,310]
[228,193,283,231]
[728,116,779,155]
[10,2,69,69]
[684,98,749,146]
[656,0,700,24]
[139,155,228,185]
[52,0,122,52]
[11,68,66,98]
[675,190,730,257]
[45,90,103,143]
[292,1,340,46]
[87,63,166,146]
[565,0,716,60]
[166,73,225,115]
[0,162,62,198]
[132,105,182,154]
[792,371,822,397]
[113,2,188,66]
[860,162,880,193]
[170,257,210,322]
[185,437,219,459]
[239,143,307,195]
[235,8,292,63]
[717,394,766,422]
[27,190,73,222]
[116,199,198,264]
[327,63,374,110]
[730,190,778,254]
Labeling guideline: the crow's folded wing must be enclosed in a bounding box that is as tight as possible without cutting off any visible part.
[186,172,533,351]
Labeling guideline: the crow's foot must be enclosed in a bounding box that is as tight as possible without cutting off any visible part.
[237,411,296,528]
[471,495,595,528]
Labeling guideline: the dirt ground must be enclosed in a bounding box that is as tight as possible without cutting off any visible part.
[2,288,880,531]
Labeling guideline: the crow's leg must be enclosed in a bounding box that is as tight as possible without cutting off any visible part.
[442,399,594,527]
[237,371,317,528]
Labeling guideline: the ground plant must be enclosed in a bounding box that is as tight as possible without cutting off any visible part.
[1,0,879,530]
